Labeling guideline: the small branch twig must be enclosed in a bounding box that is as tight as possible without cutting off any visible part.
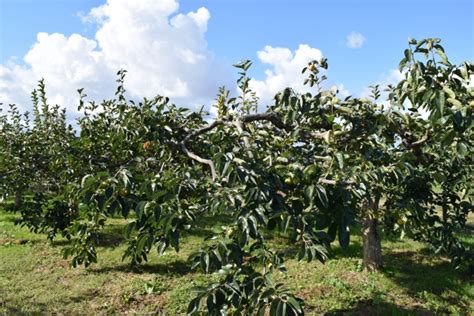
[314,155,332,161]
[398,125,430,150]
[406,133,429,149]
[311,131,327,139]
[318,178,356,186]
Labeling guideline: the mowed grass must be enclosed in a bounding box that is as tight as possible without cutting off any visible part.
[0,208,472,315]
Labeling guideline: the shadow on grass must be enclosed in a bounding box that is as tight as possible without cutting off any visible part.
[51,224,125,248]
[50,231,124,248]
[0,238,46,246]
[381,250,471,308]
[308,231,471,314]
[1,303,48,315]
[195,214,234,227]
[96,224,126,248]
[329,241,363,259]
[90,258,191,276]
[185,227,215,238]
[324,299,434,316]
[332,241,471,312]
[51,214,232,249]
[0,289,101,315]
[50,239,73,246]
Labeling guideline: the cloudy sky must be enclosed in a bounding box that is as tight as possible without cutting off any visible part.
[0,0,473,117]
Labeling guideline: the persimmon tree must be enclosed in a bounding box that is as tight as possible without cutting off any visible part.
[0,39,472,315]
[386,38,473,268]
[0,103,30,208]
[0,90,78,239]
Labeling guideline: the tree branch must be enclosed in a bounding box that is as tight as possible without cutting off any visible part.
[241,112,291,131]
[314,155,332,161]
[318,178,356,186]
[180,142,218,180]
[178,113,293,181]
[406,133,429,149]
[178,120,226,181]
[178,112,346,181]
[181,120,226,143]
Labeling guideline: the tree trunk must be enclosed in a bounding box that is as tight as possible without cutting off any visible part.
[362,215,382,271]
[14,190,22,209]
[362,193,382,272]
[442,205,448,224]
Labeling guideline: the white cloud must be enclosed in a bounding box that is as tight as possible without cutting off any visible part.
[346,31,366,49]
[384,69,405,84]
[249,44,324,106]
[0,0,231,116]
[357,68,431,118]
[334,84,350,98]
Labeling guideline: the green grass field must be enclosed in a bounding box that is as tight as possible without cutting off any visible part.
[0,208,472,315]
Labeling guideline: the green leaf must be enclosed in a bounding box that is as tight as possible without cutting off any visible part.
[316,185,329,209]
[435,91,445,115]
[248,216,258,238]
[269,298,279,315]
[436,47,449,65]
[303,165,318,180]
[398,58,408,71]
[404,49,412,62]
[154,206,161,222]
[328,222,338,241]
[186,297,201,315]
[170,230,180,252]
[338,221,350,249]
[136,234,148,254]
[120,199,131,218]
[304,185,315,202]
[286,296,303,314]
[233,60,252,71]
[456,142,468,157]
[336,153,344,169]
[276,300,286,316]
[135,201,146,219]
[441,129,456,146]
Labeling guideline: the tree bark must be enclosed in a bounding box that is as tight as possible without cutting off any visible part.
[14,190,22,209]
[362,193,382,272]
[442,206,448,224]
[362,215,382,271]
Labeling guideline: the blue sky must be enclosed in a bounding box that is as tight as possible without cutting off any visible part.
[1,0,473,115]
[186,0,474,81]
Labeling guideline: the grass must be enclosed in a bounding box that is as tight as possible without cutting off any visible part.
[0,208,472,315]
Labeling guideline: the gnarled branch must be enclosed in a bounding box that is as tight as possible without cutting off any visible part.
[178,120,226,181]
[178,113,292,181]
[178,112,354,182]
[180,142,218,180]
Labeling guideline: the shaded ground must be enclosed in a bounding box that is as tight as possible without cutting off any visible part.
[0,209,472,315]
